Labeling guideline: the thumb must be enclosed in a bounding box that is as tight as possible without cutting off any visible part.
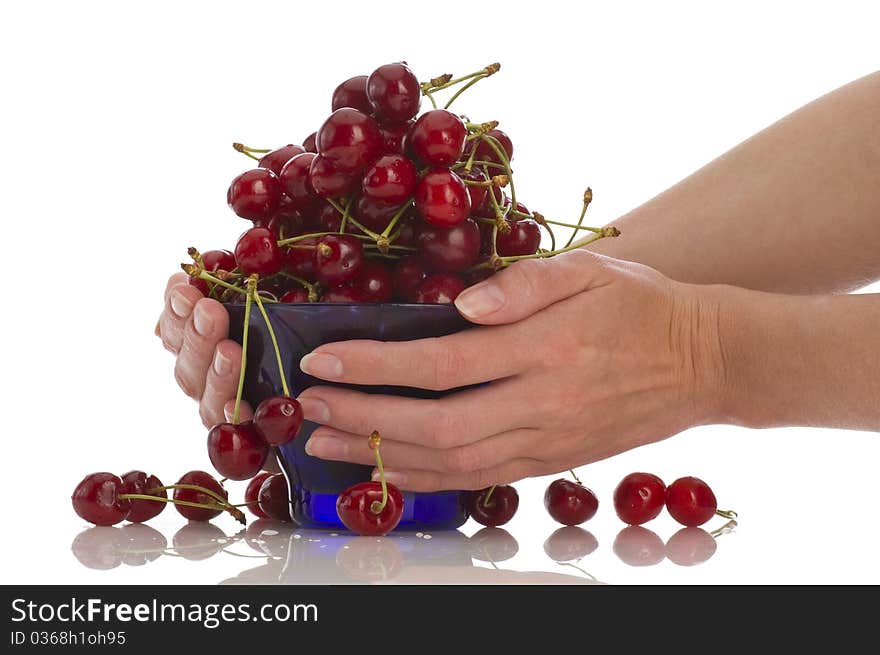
[453,248,613,325]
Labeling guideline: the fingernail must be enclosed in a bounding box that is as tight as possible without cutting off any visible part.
[372,470,406,486]
[193,302,214,336]
[454,282,506,318]
[170,290,194,318]
[213,348,232,376]
[298,396,330,423]
[300,352,343,379]
[305,436,347,459]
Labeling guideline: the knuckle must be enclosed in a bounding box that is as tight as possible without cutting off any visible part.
[506,258,544,299]
[427,339,467,390]
[444,446,481,474]
[426,408,466,448]
[174,365,201,400]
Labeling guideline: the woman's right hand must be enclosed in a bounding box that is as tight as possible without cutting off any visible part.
[156,273,251,428]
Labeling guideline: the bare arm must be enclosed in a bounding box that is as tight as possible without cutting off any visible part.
[590,71,880,294]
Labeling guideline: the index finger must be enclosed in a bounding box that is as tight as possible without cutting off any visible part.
[300,324,530,390]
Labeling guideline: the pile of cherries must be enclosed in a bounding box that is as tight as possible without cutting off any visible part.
[185,61,607,307]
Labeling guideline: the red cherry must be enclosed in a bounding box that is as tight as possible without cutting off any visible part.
[353,193,403,232]
[414,273,466,304]
[72,473,131,526]
[173,470,228,522]
[613,525,666,566]
[267,202,308,241]
[387,206,421,247]
[280,288,309,303]
[336,481,404,536]
[470,128,514,165]
[254,396,304,447]
[496,218,541,257]
[544,479,599,526]
[415,168,471,227]
[460,168,489,211]
[543,526,599,562]
[362,154,417,204]
[308,154,358,198]
[206,421,268,481]
[417,218,480,273]
[315,234,364,286]
[469,527,519,563]
[316,108,383,174]
[350,259,393,302]
[332,75,372,114]
[258,474,292,522]
[321,285,371,303]
[379,120,414,155]
[119,470,167,523]
[367,62,421,123]
[665,476,718,527]
[227,168,283,222]
[392,255,428,302]
[258,144,305,176]
[666,527,718,566]
[235,226,283,276]
[303,132,317,153]
[189,249,236,292]
[474,185,505,218]
[284,236,318,279]
[468,485,519,527]
[409,109,467,167]
[245,472,273,519]
[278,152,317,208]
[613,472,667,525]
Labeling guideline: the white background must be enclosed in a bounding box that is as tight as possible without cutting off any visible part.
[2,1,878,585]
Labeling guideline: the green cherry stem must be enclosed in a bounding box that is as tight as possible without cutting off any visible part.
[444,74,487,109]
[369,431,389,515]
[326,198,382,241]
[379,200,414,240]
[279,272,320,302]
[569,469,582,484]
[564,188,594,249]
[233,276,256,425]
[252,289,290,398]
[482,484,497,508]
[180,265,278,304]
[480,134,516,206]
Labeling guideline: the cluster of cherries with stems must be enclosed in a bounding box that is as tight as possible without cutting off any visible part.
[183,60,619,309]
[466,472,737,531]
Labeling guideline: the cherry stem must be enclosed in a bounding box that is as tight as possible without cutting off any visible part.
[338,195,354,234]
[565,188,593,249]
[233,276,256,424]
[233,142,271,154]
[482,485,497,508]
[155,484,231,507]
[568,469,582,485]
[444,74,487,110]
[326,198,382,241]
[253,289,290,398]
[422,63,500,94]
[453,159,507,172]
[369,431,389,515]
[715,509,738,520]
[480,134,516,206]
[118,493,224,512]
[424,92,438,109]
[279,272,320,302]
[380,200,414,240]
[181,266,277,304]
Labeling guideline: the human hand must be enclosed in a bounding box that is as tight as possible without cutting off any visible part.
[296,249,728,492]
[156,273,253,428]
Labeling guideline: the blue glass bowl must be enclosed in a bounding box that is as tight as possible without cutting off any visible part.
[227,302,473,531]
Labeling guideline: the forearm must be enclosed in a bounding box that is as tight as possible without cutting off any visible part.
[713,287,880,431]
[590,71,880,294]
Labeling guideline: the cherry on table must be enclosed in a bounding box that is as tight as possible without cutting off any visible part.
[613,472,667,525]
[173,470,228,522]
[415,168,471,228]
[119,470,167,523]
[259,144,306,176]
[258,473,292,522]
[336,481,404,536]
[331,75,371,114]
[544,479,599,526]
[227,168,284,222]
[409,109,467,167]
[362,154,417,205]
[245,472,273,519]
[613,525,666,567]
[316,107,383,174]
[543,526,599,562]
[417,218,480,273]
[414,273,466,304]
[665,527,717,566]
[367,62,421,123]
[235,226,284,276]
[254,396,304,447]
[665,476,718,527]
[72,473,131,526]
[207,420,269,481]
[315,234,365,286]
[467,485,519,527]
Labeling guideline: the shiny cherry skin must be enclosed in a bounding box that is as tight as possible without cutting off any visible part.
[353,193,402,232]
[206,421,268,481]
[315,234,364,286]
[331,75,371,114]
[613,525,666,566]
[613,472,667,525]
[350,259,393,302]
[392,255,428,302]
[119,470,167,523]
[188,249,236,293]
[72,473,131,526]
[379,120,413,154]
[258,474,292,522]
[496,218,541,256]
[173,470,228,522]
[336,481,404,536]
[303,132,317,153]
[543,526,599,562]
[460,168,489,210]
[259,144,305,175]
[415,168,471,227]
[245,472,273,519]
[666,527,717,566]
[235,226,283,276]
[227,168,284,222]
[284,236,318,278]
[254,396,304,447]
[280,288,309,303]
[665,476,718,527]
[362,154,417,204]
[267,207,308,242]
[415,273,466,304]
[468,485,519,527]
[474,185,505,218]
[417,218,480,273]
[308,154,358,198]
[387,206,421,247]
[367,62,421,123]
[278,152,317,208]
[470,128,514,165]
[316,108,383,174]
[409,109,467,167]
[544,479,599,526]
[321,285,371,303]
